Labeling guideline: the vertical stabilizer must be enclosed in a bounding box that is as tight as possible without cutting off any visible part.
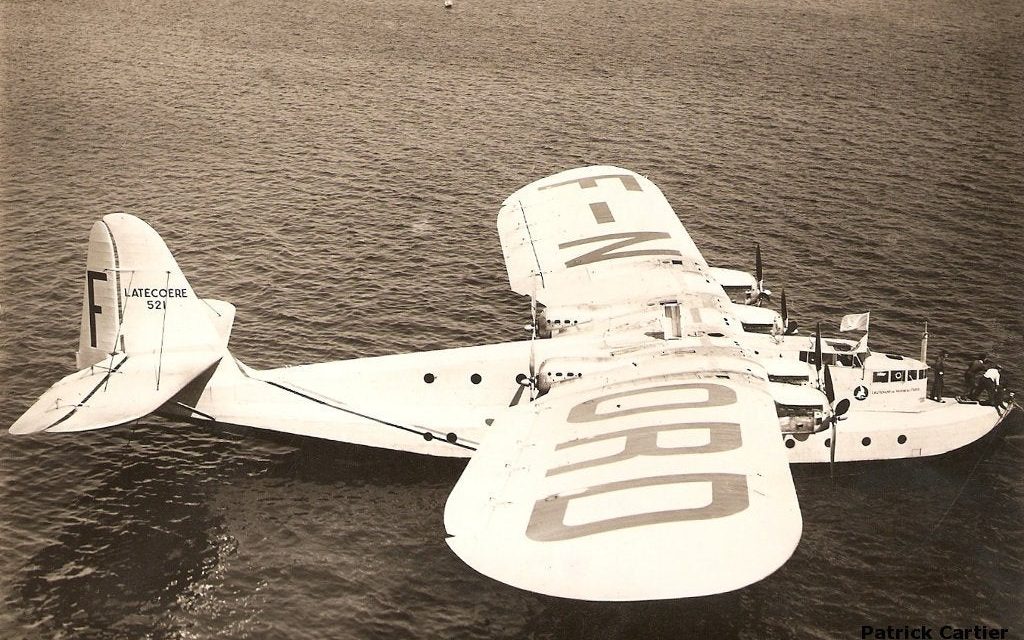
[76,213,220,369]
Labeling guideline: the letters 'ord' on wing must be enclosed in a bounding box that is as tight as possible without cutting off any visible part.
[497,166,714,307]
[443,371,802,601]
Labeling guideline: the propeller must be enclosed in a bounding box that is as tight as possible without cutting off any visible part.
[778,287,799,335]
[511,290,539,407]
[814,322,830,470]
[780,288,788,328]
[822,357,851,480]
[815,321,823,377]
[748,244,772,306]
[755,243,763,286]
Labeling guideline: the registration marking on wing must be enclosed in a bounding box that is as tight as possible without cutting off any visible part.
[561,480,714,527]
[526,473,750,542]
[559,231,681,268]
[529,381,750,539]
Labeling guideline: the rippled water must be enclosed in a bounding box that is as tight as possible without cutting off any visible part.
[2,0,1022,637]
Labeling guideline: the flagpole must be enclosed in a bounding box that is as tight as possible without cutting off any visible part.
[920,321,928,363]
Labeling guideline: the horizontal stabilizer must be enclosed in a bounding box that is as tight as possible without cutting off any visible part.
[10,352,221,434]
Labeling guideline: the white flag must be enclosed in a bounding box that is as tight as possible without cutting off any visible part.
[840,312,870,332]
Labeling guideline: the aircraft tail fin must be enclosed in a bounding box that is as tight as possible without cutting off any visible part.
[11,213,229,434]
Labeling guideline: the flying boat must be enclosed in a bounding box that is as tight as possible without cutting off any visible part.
[9,166,1014,601]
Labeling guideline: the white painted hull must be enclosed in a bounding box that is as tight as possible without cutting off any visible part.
[167,336,1011,464]
[784,399,1007,463]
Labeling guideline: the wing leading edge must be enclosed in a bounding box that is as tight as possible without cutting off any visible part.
[444,366,802,601]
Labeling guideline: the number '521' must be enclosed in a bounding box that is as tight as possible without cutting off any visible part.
[147,300,166,310]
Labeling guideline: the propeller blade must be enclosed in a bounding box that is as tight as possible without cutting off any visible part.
[815,321,823,374]
[780,288,788,326]
[824,364,836,405]
[829,419,837,480]
[755,243,763,283]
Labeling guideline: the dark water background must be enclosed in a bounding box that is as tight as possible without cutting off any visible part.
[2,0,1022,637]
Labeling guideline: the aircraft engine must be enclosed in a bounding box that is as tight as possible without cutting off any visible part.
[535,356,621,395]
[536,308,588,338]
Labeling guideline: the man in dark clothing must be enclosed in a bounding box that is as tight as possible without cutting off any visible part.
[929,350,947,402]
[964,353,988,399]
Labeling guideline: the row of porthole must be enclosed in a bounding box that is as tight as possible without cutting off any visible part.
[785,434,909,449]
[424,373,483,384]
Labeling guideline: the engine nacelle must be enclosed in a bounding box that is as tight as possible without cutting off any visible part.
[535,356,621,395]
[767,382,829,434]
[537,307,589,338]
[708,267,757,304]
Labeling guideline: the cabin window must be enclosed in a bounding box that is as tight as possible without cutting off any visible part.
[741,323,775,334]
[891,370,906,382]
[907,370,918,380]
[920,368,928,378]
[873,371,889,383]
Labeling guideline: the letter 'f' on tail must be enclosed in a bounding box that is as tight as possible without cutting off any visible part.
[11,213,233,434]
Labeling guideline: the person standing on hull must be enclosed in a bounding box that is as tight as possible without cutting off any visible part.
[929,350,947,402]
[977,364,1001,406]
[963,353,988,399]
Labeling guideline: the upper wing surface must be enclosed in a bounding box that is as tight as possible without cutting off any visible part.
[443,367,801,601]
[497,166,714,308]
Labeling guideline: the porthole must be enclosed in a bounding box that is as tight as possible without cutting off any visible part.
[824,438,831,448]
[897,435,907,444]
[470,373,482,384]
[423,432,434,441]
[785,439,796,449]
[424,373,436,383]
[446,432,458,443]
[862,437,871,446]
